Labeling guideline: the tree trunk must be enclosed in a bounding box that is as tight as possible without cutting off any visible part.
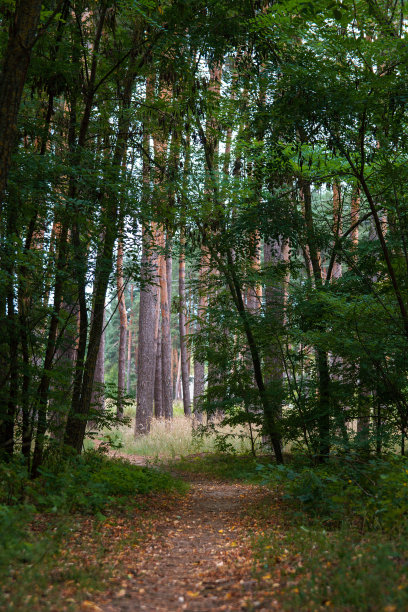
[247,231,262,313]
[135,72,164,434]
[332,182,342,280]
[0,0,42,203]
[224,249,284,463]
[193,252,208,421]
[154,325,164,418]
[91,309,105,414]
[135,226,160,434]
[300,179,331,462]
[179,240,191,415]
[117,236,127,416]
[263,237,290,422]
[126,284,134,394]
[160,236,173,419]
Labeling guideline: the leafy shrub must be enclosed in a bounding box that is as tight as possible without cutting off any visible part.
[31,450,186,514]
[90,459,187,496]
[0,503,38,570]
[257,455,408,530]
[0,454,29,505]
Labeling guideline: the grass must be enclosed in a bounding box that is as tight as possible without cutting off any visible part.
[249,455,408,611]
[93,401,258,460]
[253,520,408,611]
[169,452,268,481]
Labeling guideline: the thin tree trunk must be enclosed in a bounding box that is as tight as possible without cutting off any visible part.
[179,237,191,415]
[90,307,105,419]
[117,236,127,416]
[332,182,342,280]
[193,252,208,421]
[225,249,284,463]
[351,187,360,250]
[126,284,134,394]
[300,179,331,461]
[247,231,262,313]
[154,325,163,418]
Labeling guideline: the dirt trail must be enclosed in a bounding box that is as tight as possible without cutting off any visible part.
[98,477,269,612]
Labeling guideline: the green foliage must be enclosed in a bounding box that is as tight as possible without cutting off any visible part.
[0,451,186,580]
[0,503,38,570]
[90,458,187,497]
[32,450,186,514]
[257,455,408,531]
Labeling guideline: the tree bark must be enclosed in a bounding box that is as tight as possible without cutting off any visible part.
[126,284,134,394]
[91,308,105,414]
[179,238,191,415]
[135,226,160,434]
[117,236,127,416]
[332,182,342,280]
[160,235,173,419]
[263,237,290,422]
[154,324,164,418]
[0,0,43,203]
[135,72,163,434]
[193,252,208,421]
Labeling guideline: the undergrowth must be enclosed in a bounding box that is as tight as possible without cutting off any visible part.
[0,449,186,610]
[92,404,257,459]
[252,453,408,610]
[254,524,408,611]
[257,454,408,530]
[170,452,265,481]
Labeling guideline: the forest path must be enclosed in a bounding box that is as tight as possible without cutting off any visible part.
[97,472,271,612]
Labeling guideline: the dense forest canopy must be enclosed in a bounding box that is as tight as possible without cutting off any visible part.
[1,0,408,476]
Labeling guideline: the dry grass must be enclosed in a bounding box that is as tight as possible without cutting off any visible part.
[93,400,258,460]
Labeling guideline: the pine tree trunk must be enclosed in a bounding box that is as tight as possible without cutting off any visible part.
[179,239,191,415]
[135,74,158,435]
[263,236,290,423]
[193,252,208,421]
[135,226,160,434]
[154,325,164,418]
[160,236,173,419]
[117,237,127,416]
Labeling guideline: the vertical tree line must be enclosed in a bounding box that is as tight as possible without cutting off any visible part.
[2,0,408,473]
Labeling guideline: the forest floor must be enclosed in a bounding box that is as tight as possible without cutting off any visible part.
[6,452,408,611]
[92,462,276,612]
